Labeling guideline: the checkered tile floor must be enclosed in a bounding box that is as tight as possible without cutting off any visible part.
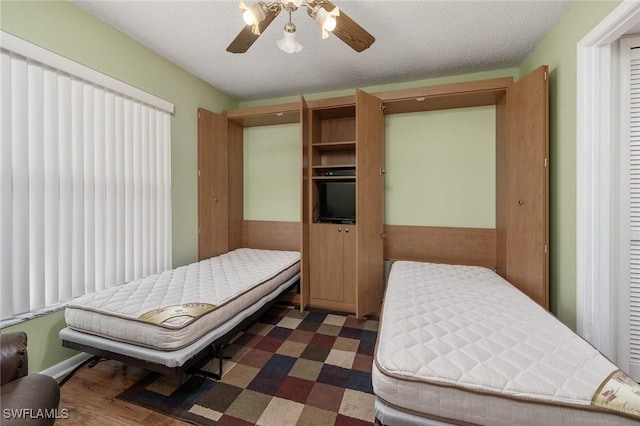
[118,306,379,425]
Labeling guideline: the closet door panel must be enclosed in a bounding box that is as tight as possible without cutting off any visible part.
[506,66,549,308]
[301,96,311,311]
[355,90,384,317]
[198,108,229,260]
[228,121,243,251]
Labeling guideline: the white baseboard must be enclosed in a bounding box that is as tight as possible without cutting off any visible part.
[39,352,94,379]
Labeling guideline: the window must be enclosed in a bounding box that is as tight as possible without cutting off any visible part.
[619,35,640,381]
[0,31,173,321]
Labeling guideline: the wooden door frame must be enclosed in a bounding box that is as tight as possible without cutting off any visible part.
[576,1,640,363]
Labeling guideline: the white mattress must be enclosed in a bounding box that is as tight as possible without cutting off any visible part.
[59,274,300,369]
[65,248,300,351]
[373,261,640,425]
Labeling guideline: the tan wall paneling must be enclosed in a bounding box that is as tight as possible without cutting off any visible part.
[242,220,301,251]
[384,225,497,269]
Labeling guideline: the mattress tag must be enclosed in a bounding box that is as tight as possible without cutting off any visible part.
[139,303,216,326]
[592,370,640,419]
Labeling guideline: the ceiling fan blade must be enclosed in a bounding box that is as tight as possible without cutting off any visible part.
[316,0,375,52]
[226,6,281,54]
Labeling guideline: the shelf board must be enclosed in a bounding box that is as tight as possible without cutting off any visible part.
[312,164,355,169]
[225,102,300,127]
[377,77,512,115]
[312,175,356,181]
[312,141,356,151]
[306,96,355,113]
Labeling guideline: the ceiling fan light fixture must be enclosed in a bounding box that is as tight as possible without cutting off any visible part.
[277,24,303,53]
[228,0,374,54]
[240,1,267,34]
[281,0,303,10]
[313,6,339,39]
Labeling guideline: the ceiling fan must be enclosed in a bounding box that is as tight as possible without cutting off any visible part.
[227,0,375,54]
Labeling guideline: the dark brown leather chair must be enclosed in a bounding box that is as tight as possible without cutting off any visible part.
[1,332,60,425]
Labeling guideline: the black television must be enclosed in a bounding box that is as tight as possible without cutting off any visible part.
[318,181,356,224]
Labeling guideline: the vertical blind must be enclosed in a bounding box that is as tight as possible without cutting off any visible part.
[626,38,640,380]
[0,32,173,320]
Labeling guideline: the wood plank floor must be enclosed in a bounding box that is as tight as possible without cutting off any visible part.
[57,359,189,426]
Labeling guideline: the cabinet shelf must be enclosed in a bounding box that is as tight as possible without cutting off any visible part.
[312,175,356,181]
[312,164,355,170]
[312,141,356,151]
[312,164,356,180]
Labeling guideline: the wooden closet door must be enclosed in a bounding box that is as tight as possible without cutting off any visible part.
[355,90,384,317]
[506,66,549,308]
[300,96,311,311]
[198,108,229,260]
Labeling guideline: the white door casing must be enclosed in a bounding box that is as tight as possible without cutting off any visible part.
[577,1,640,371]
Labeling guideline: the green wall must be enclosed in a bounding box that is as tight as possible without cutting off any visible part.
[385,106,495,228]
[2,311,74,372]
[519,0,620,329]
[244,124,301,222]
[242,106,496,227]
[0,0,237,372]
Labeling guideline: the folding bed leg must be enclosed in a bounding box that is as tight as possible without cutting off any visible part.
[214,343,232,379]
[218,344,224,378]
[193,369,221,381]
[188,342,226,381]
[58,355,102,387]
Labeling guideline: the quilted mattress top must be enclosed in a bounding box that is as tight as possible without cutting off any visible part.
[375,261,620,407]
[66,248,300,332]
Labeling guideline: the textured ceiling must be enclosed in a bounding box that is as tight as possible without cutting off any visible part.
[72,0,573,101]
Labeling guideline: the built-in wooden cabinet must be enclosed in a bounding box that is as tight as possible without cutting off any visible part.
[302,90,384,317]
[198,67,549,314]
